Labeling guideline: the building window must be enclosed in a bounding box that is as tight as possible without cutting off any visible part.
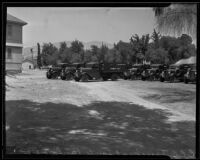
[7,48,12,59]
[7,24,12,36]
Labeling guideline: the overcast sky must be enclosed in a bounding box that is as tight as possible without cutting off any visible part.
[7,7,157,47]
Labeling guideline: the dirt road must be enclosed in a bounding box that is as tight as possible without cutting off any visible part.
[5,70,196,157]
[6,70,196,122]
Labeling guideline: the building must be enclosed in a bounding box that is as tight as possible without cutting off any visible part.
[6,13,27,73]
[22,58,38,70]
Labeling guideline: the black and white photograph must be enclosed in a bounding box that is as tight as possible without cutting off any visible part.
[4,3,198,159]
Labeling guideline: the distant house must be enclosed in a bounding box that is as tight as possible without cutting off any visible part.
[6,13,27,73]
[22,58,37,70]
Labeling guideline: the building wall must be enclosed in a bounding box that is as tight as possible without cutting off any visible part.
[6,63,22,73]
[6,22,23,44]
[22,62,34,70]
[6,46,23,72]
[6,20,25,72]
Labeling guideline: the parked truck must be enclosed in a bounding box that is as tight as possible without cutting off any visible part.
[73,62,124,82]
[46,63,69,79]
[60,62,85,80]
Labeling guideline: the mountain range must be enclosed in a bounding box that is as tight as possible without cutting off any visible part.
[23,41,114,60]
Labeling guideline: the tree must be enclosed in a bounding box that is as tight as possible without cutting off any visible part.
[151,29,161,48]
[91,45,99,56]
[105,48,121,64]
[176,34,196,59]
[90,44,109,63]
[114,41,132,63]
[130,34,150,63]
[84,49,93,63]
[41,43,59,66]
[146,47,169,64]
[58,42,72,63]
[130,35,140,63]
[140,34,150,59]
[155,34,196,64]
[153,4,197,40]
[70,40,84,62]
[99,44,109,63]
[37,43,42,69]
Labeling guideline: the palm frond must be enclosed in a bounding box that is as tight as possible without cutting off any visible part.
[154,4,197,40]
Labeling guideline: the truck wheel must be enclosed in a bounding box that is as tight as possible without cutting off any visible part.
[130,75,135,80]
[60,72,66,80]
[169,77,175,83]
[74,76,81,82]
[81,74,89,82]
[46,72,51,79]
[111,74,118,81]
[184,78,189,84]
[123,76,128,80]
[141,77,146,81]
[66,73,73,80]
[102,77,108,81]
[61,75,66,80]
[160,77,164,82]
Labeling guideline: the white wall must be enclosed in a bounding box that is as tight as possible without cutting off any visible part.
[6,46,23,63]
[6,63,22,71]
[22,62,34,70]
[6,46,23,72]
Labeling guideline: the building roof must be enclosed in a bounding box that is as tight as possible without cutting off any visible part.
[7,13,27,26]
[6,42,23,47]
[22,59,34,64]
[22,58,37,66]
[175,56,196,66]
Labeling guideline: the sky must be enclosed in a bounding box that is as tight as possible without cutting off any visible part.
[7,7,157,47]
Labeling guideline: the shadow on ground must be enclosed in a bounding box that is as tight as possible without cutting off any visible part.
[143,87,195,103]
[5,100,195,158]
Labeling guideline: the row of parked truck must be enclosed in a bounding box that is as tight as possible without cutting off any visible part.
[46,62,196,84]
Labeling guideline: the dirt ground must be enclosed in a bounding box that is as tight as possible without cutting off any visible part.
[5,70,196,158]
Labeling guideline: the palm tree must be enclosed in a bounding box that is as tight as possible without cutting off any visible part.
[153,3,197,41]
[130,34,150,64]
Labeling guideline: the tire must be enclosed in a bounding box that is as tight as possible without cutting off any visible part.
[123,72,128,80]
[141,77,146,81]
[160,77,164,82]
[66,73,73,80]
[184,77,189,84]
[131,74,137,80]
[74,76,81,82]
[81,74,89,82]
[149,76,153,81]
[102,77,108,81]
[60,72,66,80]
[169,76,175,83]
[46,72,51,79]
[111,74,118,81]
[61,75,66,80]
